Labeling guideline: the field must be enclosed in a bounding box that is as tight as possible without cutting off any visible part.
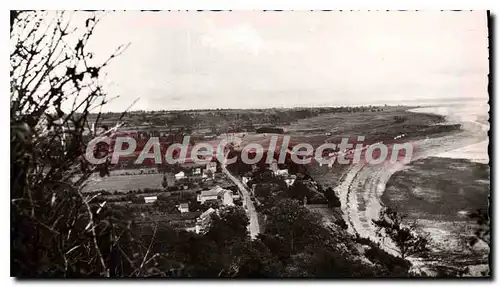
[83,171,235,194]
[83,173,164,192]
[83,107,456,197]
[298,106,456,185]
[212,106,453,155]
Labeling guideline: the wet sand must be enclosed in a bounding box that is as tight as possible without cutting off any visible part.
[334,101,489,274]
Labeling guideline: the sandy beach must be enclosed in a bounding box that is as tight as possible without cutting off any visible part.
[335,100,490,273]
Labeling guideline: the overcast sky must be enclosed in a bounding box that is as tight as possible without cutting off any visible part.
[83,11,488,111]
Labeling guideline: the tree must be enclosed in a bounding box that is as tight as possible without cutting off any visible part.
[188,197,202,212]
[468,208,490,248]
[161,174,168,189]
[283,244,379,278]
[153,200,178,214]
[200,200,220,212]
[254,184,272,198]
[207,206,249,245]
[220,240,283,278]
[142,224,222,277]
[257,233,292,261]
[372,207,430,260]
[289,180,311,200]
[262,199,327,254]
[10,11,159,278]
[324,187,341,208]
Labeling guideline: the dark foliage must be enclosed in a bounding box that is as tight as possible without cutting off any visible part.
[255,127,284,134]
[372,207,430,260]
[468,208,491,248]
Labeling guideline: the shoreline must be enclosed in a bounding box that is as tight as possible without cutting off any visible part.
[407,105,489,164]
[331,104,489,274]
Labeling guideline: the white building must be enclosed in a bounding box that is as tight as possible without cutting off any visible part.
[197,185,237,205]
[269,161,278,173]
[242,177,249,185]
[144,196,157,204]
[178,203,189,213]
[174,171,185,180]
[275,169,289,177]
[197,189,219,204]
[195,207,216,234]
[285,178,296,187]
[206,162,217,174]
[394,134,406,140]
[221,190,234,206]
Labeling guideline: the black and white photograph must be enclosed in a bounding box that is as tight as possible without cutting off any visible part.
[9,9,492,278]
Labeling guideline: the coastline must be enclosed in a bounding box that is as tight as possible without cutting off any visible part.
[333,103,489,274]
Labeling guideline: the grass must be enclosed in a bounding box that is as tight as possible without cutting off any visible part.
[294,107,461,205]
[287,106,447,143]
[83,173,164,192]
[135,212,202,223]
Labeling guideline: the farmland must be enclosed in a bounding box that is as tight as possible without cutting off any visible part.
[84,106,454,194]
[83,173,164,192]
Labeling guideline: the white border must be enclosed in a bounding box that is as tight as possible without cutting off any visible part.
[2,1,499,286]
[2,0,500,10]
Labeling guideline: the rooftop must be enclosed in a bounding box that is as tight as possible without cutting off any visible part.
[200,189,219,197]
[199,208,216,220]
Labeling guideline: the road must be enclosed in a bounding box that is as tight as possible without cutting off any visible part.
[221,164,260,239]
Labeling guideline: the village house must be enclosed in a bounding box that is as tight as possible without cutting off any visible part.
[202,169,215,180]
[178,203,189,213]
[242,176,250,186]
[192,128,212,136]
[193,168,202,176]
[206,161,217,174]
[221,190,234,206]
[285,175,297,187]
[197,185,240,205]
[232,192,241,201]
[144,196,157,204]
[275,169,289,177]
[174,171,185,180]
[195,207,216,234]
[197,189,219,204]
[269,161,278,174]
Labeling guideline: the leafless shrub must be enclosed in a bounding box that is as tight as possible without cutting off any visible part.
[10,11,153,277]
